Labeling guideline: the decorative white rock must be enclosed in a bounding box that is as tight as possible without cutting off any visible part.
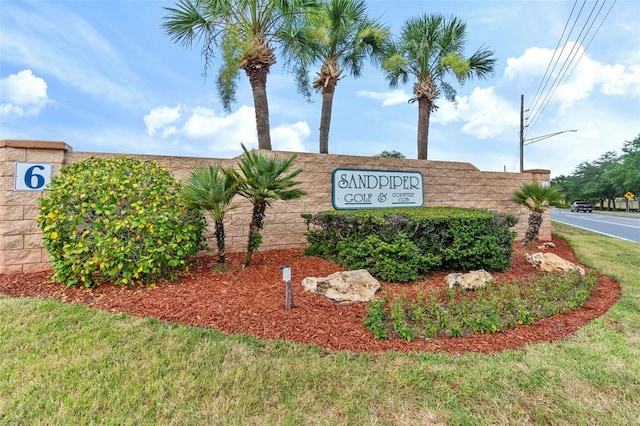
[445,270,493,290]
[302,270,380,304]
[524,252,585,276]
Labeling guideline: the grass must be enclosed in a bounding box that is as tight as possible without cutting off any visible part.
[1,221,639,425]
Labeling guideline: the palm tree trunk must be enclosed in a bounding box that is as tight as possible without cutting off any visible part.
[214,219,226,265]
[417,98,431,160]
[243,202,267,268]
[319,85,336,154]
[522,212,543,246]
[245,66,272,151]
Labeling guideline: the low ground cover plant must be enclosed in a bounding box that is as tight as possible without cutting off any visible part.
[37,156,207,287]
[364,270,597,340]
[303,207,516,281]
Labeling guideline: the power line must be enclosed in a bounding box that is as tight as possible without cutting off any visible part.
[524,0,616,138]
[526,0,591,136]
[526,0,609,136]
[562,0,617,86]
[526,0,580,128]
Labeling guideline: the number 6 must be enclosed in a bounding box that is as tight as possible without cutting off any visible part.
[25,165,46,189]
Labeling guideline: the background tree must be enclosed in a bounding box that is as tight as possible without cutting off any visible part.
[225,144,305,268]
[565,154,619,211]
[511,183,565,245]
[553,134,640,212]
[592,151,620,210]
[163,0,317,150]
[374,149,405,158]
[181,164,238,267]
[284,0,388,154]
[381,13,495,159]
[550,174,573,205]
[608,134,640,209]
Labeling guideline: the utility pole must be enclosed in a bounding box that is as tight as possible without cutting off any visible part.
[519,94,577,172]
[519,94,524,172]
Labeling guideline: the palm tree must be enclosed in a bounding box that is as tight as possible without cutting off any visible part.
[163,0,317,150]
[225,144,305,268]
[283,0,388,153]
[511,183,565,246]
[381,14,496,159]
[181,165,238,266]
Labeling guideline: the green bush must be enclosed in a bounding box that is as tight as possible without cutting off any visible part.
[37,156,207,287]
[336,233,439,282]
[303,207,517,280]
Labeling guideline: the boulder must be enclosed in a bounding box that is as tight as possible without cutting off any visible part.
[536,242,556,250]
[524,252,585,276]
[302,270,380,304]
[445,270,493,290]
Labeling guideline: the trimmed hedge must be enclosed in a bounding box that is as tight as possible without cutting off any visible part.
[303,207,517,282]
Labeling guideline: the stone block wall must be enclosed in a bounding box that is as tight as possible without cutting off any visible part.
[1,140,550,274]
[1,140,71,273]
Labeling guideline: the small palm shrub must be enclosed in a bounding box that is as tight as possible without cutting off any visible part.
[511,182,564,245]
[181,164,237,268]
[37,156,207,287]
[225,144,305,268]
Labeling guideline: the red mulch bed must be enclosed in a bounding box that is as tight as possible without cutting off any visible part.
[0,235,620,354]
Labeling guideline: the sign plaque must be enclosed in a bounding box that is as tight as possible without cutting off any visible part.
[14,162,53,191]
[332,168,424,210]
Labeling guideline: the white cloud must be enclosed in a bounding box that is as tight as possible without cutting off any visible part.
[504,46,555,82]
[357,89,409,106]
[183,105,257,144]
[143,104,312,156]
[599,64,640,96]
[430,87,518,139]
[0,69,51,118]
[430,98,466,125]
[144,105,182,137]
[459,88,519,139]
[271,121,310,152]
[504,42,640,110]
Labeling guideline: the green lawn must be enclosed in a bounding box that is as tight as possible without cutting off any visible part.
[1,221,639,425]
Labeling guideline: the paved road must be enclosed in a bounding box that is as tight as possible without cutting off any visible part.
[551,208,640,243]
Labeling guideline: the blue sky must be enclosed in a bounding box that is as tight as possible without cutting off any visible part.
[1,0,639,178]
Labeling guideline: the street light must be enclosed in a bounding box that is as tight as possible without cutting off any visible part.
[519,129,577,172]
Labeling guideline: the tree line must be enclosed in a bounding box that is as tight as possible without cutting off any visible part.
[162,0,495,160]
[551,134,640,210]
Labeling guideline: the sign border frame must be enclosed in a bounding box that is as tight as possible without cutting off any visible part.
[14,161,53,192]
[331,167,424,210]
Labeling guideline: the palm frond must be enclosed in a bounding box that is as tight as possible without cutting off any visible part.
[233,144,305,205]
[466,46,497,80]
[181,164,238,220]
[511,183,565,213]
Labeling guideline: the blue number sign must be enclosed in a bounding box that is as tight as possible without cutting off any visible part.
[14,162,53,191]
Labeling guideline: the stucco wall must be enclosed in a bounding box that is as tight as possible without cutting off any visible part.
[1,140,550,274]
